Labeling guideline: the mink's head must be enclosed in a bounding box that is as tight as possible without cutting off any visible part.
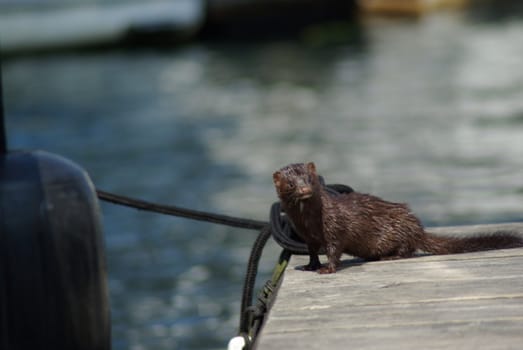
[273,162,319,203]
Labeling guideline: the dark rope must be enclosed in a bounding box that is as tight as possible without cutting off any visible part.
[239,225,272,334]
[269,184,355,254]
[237,183,354,345]
[96,189,267,230]
[270,202,309,254]
[96,183,353,347]
[242,248,292,347]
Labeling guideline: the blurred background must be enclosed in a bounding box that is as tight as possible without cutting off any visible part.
[2,0,523,349]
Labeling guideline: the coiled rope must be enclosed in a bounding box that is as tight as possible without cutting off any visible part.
[96,183,353,349]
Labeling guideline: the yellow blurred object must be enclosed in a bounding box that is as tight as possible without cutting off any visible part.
[358,0,469,16]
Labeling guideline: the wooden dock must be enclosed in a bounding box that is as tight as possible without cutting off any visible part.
[256,223,523,349]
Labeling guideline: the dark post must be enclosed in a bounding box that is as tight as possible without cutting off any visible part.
[0,145,110,349]
[0,46,110,350]
[0,53,6,154]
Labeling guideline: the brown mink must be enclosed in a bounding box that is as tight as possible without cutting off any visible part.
[273,162,523,274]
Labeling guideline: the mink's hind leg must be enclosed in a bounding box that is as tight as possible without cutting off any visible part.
[298,253,322,271]
[297,244,322,271]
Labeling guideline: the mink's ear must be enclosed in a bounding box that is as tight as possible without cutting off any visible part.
[273,171,281,186]
[307,162,316,174]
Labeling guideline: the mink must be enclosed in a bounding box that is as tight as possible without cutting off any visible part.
[273,162,523,274]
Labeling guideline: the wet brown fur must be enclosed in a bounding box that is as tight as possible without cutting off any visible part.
[273,162,523,274]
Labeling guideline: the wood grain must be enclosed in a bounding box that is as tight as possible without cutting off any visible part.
[256,223,523,349]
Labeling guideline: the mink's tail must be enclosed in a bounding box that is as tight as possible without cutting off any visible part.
[420,231,523,255]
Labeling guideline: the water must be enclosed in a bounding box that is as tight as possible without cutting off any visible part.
[3,7,523,350]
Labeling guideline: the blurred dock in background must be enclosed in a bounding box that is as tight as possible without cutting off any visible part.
[0,0,475,57]
[0,1,205,56]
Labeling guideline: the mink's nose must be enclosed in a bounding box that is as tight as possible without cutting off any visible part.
[298,186,313,199]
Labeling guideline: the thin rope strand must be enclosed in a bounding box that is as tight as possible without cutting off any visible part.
[96,189,267,230]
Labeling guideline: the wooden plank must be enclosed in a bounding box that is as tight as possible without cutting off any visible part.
[256,224,523,349]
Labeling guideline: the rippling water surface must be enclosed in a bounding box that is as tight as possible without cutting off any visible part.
[4,8,523,350]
